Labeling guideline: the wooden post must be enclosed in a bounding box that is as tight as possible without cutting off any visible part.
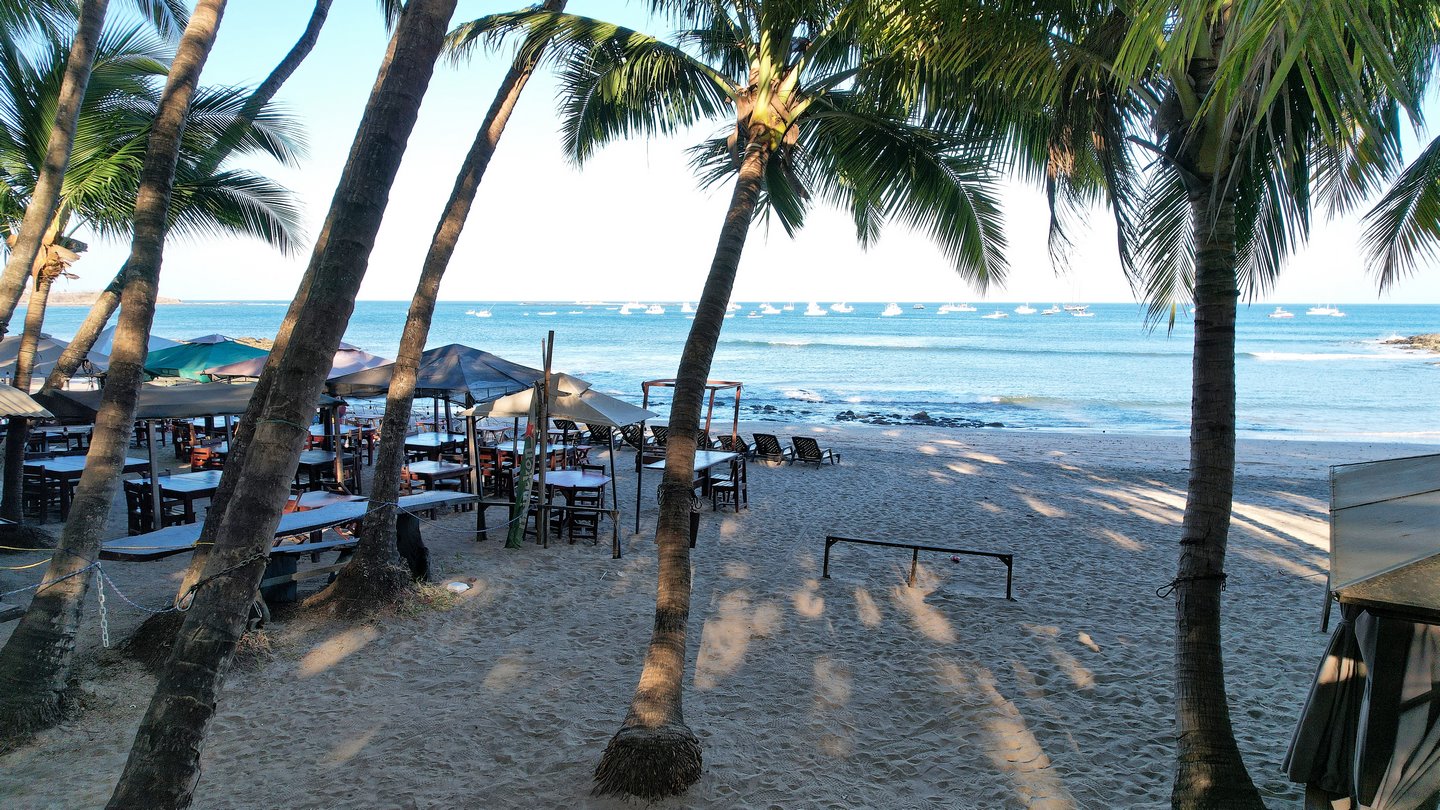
[537,331,553,547]
[146,420,161,531]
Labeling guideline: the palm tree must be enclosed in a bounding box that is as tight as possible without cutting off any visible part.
[1021,1,1432,805]
[0,0,232,750]
[312,0,568,611]
[107,1,459,804]
[473,0,1010,797]
[0,24,304,523]
[39,0,335,396]
[0,0,186,339]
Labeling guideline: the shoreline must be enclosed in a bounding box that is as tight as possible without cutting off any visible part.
[1,423,1430,807]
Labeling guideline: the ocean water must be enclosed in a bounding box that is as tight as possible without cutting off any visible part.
[31,300,1440,443]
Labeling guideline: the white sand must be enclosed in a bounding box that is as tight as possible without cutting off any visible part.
[0,423,1431,809]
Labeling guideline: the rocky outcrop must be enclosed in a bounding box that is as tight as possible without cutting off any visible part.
[20,289,182,306]
[1383,333,1440,353]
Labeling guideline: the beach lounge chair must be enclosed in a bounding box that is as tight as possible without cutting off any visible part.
[752,433,793,465]
[791,436,839,466]
[715,433,753,457]
[649,425,671,448]
[584,423,616,451]
[618,424,648,452]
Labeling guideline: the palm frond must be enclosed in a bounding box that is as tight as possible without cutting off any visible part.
[1132,166,1195,330]
[802,95,1008,285]
[1362,135,1440,290]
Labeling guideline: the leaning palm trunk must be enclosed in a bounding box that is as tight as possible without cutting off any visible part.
[593,141,770,799]
[0,0,109,339]
[41,0,335,396]
[107,2,456,804]
[315,0,563,609]
[0,0,225,750]
[39,270,120,394]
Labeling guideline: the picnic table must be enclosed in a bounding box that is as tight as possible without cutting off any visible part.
[636,450,738,536]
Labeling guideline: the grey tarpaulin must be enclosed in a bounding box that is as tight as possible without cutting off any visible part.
[1286,604,1440,809]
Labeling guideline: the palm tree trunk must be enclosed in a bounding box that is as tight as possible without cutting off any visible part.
[1169,21,1264,809]
[593,141,770,800]
[0,0,109,339]
[107,2,456,805]
[38,269,121,394]
[315,0,566,610]
[0,269,57,520]
[0,0,225,750]
[41,1,335,397]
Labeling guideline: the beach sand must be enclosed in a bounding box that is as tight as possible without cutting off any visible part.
[0,423,1429,809]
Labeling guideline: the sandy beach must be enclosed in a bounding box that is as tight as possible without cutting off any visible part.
[0,422,1430,809]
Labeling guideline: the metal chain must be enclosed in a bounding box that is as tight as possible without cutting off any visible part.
[96,575,110,648]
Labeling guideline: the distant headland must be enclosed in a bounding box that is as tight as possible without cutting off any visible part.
[20,289,182,306]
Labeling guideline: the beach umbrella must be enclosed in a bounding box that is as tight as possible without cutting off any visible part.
[463,370,655,554]
[0,333,109,382]
[326,343,542,403]
[204,342,391,380]
[143,339,268,382]
[92,326,182,357]
[184,333,233,344]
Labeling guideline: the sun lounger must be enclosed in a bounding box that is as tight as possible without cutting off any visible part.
[791,436,839,465]
[751,433,793,465]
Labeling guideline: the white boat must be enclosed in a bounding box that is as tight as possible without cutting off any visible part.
[1014,303,1036,315]
[957,303,977,312]
[746,311,762,318]
[680,301,695,313]
[1307,304,1339,316]
[881,303,903,317]
[829,302,854,313]
[937,303,965,314]
[912,303,925,310]
[759,303,782,315]
[645,304,665,315]
[803,302,827,316]
[1041,305,1062,315]
[727,302,742,312]
[1072,309,1095,318]
[619,301,643,315]
[1269,306,1295,319]
[782,303,795,311]
[470,309,492,318]
[981,310,1008,319]
[1329,308,1346,317]
[536,311,558,316]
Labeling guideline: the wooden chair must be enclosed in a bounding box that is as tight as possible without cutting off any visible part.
[710,457,748,512]
[122,480,188,535]
[751,433,794,465]
[189,444,222,471]
[22,471,61,523]
[791,436,840,466]
[567,464,610,543]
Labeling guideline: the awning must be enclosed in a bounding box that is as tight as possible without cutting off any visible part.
[144,340,268,382]
[206,344,391,380]
[0,387,53,418]
[37,381,343,423]
[0,333,109,380]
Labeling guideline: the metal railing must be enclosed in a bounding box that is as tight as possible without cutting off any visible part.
[823,535,1014,600]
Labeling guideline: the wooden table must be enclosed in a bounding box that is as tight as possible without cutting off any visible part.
[406,460,472,493]
[405,432,467,461]
[637,451,737,536]
[133,469,223,527]
[31,425,92,454]
[26,456,148,521]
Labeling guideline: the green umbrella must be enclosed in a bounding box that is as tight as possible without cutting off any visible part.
[143,340,268,382]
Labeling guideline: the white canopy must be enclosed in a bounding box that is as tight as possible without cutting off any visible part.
[461,373,656,427]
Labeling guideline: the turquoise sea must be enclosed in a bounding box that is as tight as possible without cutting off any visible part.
[30,299,1440,443]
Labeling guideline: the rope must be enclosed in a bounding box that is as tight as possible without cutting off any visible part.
[1,560,99,600]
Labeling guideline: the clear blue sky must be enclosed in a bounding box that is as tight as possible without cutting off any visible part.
[62,1,1440,305]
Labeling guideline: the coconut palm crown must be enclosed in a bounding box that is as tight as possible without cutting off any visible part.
[452,0,1009,281]
[0,22,305,260]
